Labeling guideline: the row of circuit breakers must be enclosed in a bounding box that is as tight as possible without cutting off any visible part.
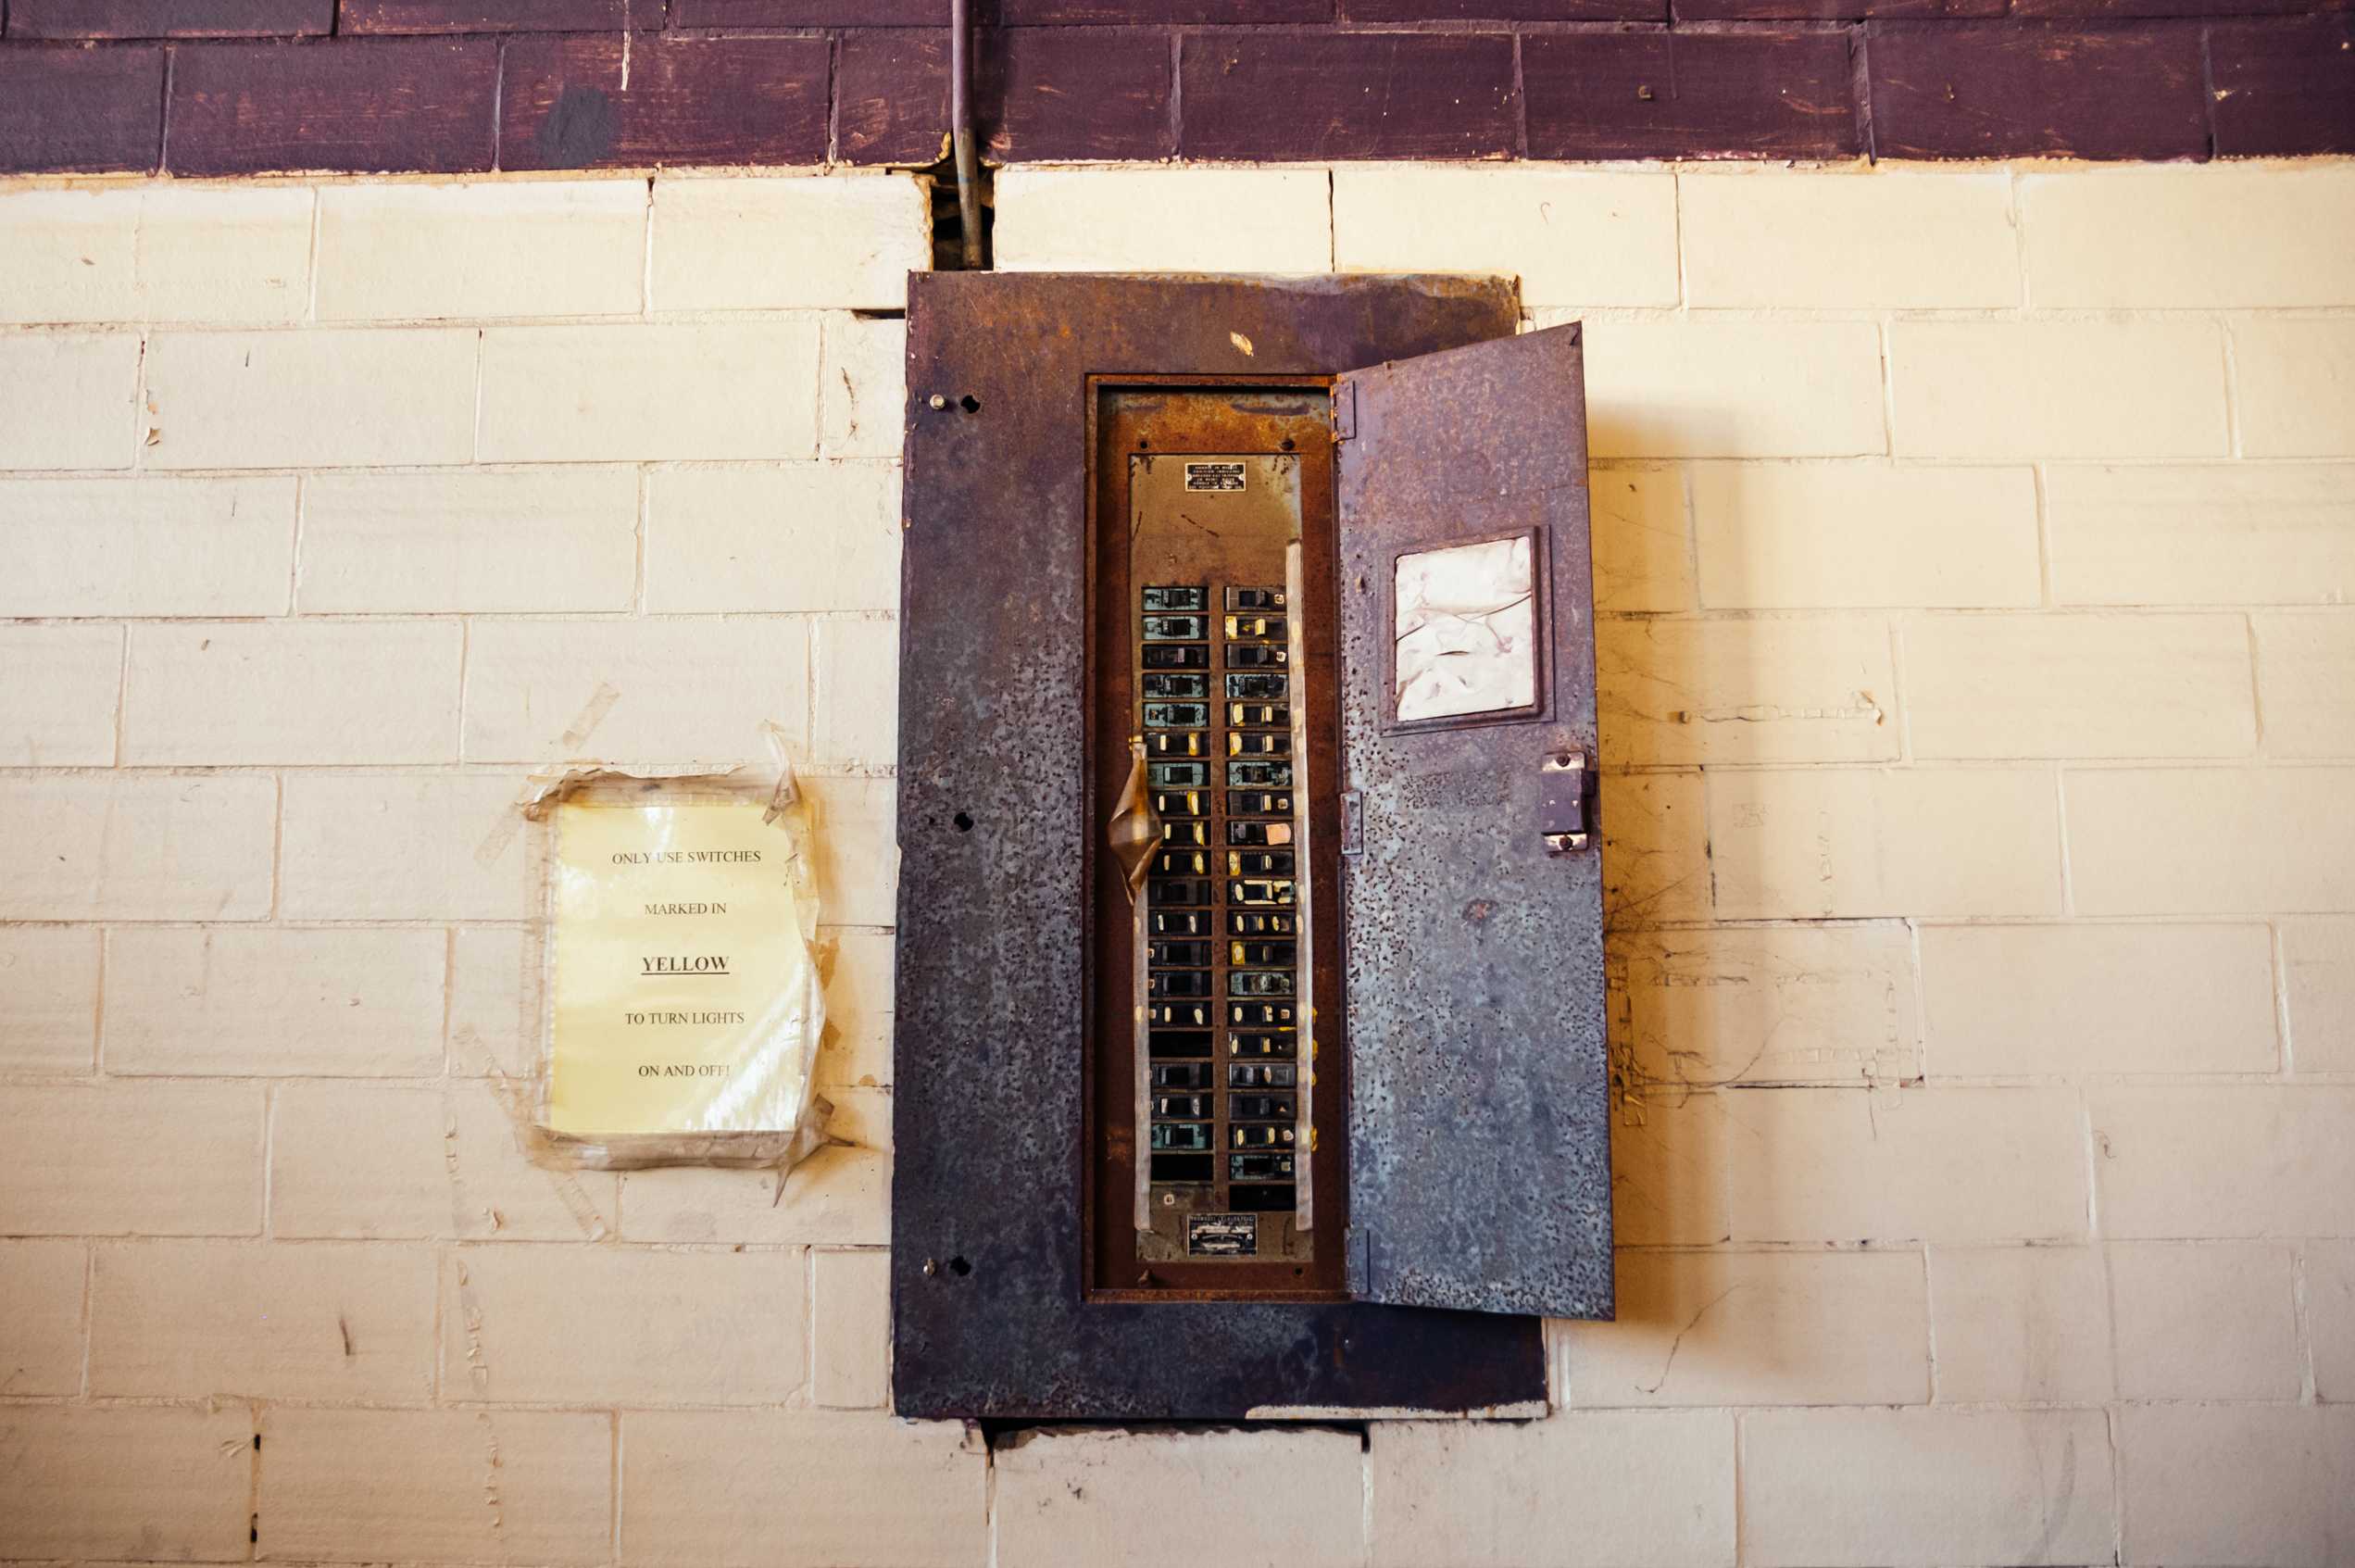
[1137,583,1303,1214]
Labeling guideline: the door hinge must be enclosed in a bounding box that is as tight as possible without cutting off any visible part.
[1330,380,1357,443]
[1540,752,1590,855]
[1340,789,1364,856]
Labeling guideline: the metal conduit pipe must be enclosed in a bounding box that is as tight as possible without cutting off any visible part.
[950,0,984,270]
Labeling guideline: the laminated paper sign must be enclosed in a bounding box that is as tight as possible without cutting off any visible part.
[546,797,821,1138]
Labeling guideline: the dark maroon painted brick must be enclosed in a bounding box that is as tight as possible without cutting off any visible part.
[168,38,497,173]
[2209,16,2355,155]
[1865,21,2207,157]
[837,29,941,163]
[8,0,328,37]
[1181,30,1517,158]
[669,0,943,21]
[835,29,949,164]
[2010,0,2340,16]
[671,0,1324,18]
[1523,26,1856,157]
[840,26,1173,164]
[1672,0,1992,19]
[499,34,828,169]
[1344,0,1658,19]
[999,0,1327,19]
[342,0,662,33]
[0,44,162,172]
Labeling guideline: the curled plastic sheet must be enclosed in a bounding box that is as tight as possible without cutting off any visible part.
[517,734,830,1172]
[1393,533,1538,723]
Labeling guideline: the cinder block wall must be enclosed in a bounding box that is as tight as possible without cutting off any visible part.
[0,161,2349,1566]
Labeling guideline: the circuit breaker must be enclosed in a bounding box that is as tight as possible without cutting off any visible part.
[1089,391,1344,1298]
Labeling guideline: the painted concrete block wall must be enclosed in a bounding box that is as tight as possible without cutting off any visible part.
[1,159,2352,1565]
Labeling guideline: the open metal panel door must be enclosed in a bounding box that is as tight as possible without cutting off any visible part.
[1335,321,1611,1319]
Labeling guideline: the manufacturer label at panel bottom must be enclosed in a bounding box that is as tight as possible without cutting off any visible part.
[1186,1212,1258,1257]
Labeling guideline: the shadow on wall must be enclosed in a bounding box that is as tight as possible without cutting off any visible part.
[1583,411,1723,1360]
[1573,408,1917,1386]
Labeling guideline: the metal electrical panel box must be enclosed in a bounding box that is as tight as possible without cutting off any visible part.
[893,273,1608,1421]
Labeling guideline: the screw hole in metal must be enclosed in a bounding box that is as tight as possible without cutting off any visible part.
[959,394,981,413]
[948,1255,972,1277]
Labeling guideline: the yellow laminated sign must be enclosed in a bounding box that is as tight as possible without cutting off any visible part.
[546,797,822,1139]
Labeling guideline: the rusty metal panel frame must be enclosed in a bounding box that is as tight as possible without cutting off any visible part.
[1081,382,1347,1306]
[893,271,1547,1420]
